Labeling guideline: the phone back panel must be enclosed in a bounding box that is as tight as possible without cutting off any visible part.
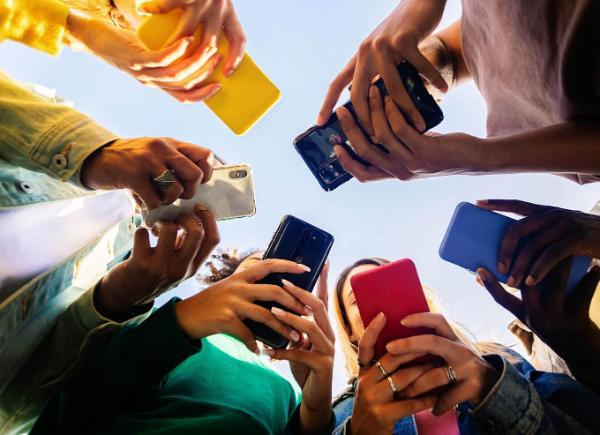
[248,215,334,348]
[142,165,255,226]
[351,259,433,360]
[439,202,591,291]
[138,11,280,135]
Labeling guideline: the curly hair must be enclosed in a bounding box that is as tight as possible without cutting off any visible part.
[197,248,261,285]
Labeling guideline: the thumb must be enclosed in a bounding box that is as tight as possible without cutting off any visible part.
[138,0,181,14]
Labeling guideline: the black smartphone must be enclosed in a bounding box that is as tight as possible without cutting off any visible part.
[245,215,334,349]
[294,61,444,191]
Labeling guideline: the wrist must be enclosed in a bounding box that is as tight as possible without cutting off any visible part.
[470,363,500,405]
[174,298,212,341]
[80,139,116,189]
[93,277,151,322]
[299,402,332,435]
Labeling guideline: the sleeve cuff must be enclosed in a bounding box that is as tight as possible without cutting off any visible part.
[4,0,70,56]
[470,355,543,433]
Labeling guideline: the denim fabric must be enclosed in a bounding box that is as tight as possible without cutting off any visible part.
[333,351,600,434]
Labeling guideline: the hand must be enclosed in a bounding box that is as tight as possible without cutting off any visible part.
[139,0,246,77]
[334,87,481,183]
[66,12,222,102]
[386,313,500,415]
[174,260,311,353]
[476,199,600,287]
[267,278,335,434]
[81,137,214,209]
[317,0,448,134]
[350,313,438,435]
[477,263,600,393]
[95,205,220,320]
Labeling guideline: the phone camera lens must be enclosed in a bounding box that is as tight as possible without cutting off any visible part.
[229,169,248,179]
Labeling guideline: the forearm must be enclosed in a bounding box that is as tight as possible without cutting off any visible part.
[475,121,600,177]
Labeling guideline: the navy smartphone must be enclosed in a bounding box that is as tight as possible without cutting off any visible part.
[294,61,444,191]
[246,215,334,348]
[439,202,591,292]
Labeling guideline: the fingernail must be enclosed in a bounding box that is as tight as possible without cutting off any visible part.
[476,199,488,206]
[253,347,261,355]
[370,135,380,143]
[206,85,221,99]
[298,264,311,272]
[369,85,377,97]
[400,318,408,326]
[475,276,484,287]
[498,262,506,274]
[507,276,516,287]
[290,330,300,342]
[417,120,426,133]
[333,145,341,157]
[281,279,294,291]
[264,348,275,357]
[525,275,535,286]
[477,268,486,282]
[271,306,285,317]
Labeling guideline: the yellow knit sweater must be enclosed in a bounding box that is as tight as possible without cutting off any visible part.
[0,0,113,56]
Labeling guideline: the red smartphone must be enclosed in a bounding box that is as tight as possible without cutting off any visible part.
[351,259,434,360]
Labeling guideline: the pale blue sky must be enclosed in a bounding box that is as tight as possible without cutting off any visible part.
[1,0,598,393]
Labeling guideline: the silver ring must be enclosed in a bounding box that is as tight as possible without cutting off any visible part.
[152,169,177,191]
[386,375,399,398]
[444,365,457,385]
[375,361,389,377]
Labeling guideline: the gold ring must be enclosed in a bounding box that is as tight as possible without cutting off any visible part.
[444,365,457,385]
[375,361,389,377]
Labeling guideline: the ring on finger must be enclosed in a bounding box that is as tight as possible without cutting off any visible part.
[444,365,457,385]
[358,359,375,369]
[386,375,399,399]
[152,169,177,191]
[375,361,389,377]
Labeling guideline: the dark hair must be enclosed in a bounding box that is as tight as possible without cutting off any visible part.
[197,248,261,285]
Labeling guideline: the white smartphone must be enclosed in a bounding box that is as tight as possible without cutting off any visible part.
[142,164,256,227]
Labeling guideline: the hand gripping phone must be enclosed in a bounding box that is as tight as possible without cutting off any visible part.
[439,202,591,292]
[351,259,435,361]
[137,10,281,135]
[246,215,334,348]
[141,165,256,226]
[294,61,444,191]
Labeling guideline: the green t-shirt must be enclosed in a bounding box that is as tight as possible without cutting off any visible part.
[33,300,301,434]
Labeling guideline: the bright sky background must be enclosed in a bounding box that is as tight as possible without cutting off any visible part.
[1,0,598,395]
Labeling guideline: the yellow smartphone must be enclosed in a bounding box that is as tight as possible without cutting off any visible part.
[137,10,281,135]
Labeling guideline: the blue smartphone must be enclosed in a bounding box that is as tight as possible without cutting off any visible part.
[245,215,334,349]
[439,202,590,292]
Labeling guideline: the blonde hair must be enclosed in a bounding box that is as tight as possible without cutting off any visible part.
[333,258,511,379]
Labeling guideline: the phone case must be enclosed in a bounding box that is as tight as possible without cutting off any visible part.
[439,202,591,292]
[246,215,334,348]
[137,10,281,135]
[141,165,256,227]
[294,61,444,191]
[351,259,434,360]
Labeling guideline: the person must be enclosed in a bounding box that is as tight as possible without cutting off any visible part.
[0,0,246,102]
[0,67,216,433]
[33,255,336,434]
[331,258,600,434]
[318,0,600,184]
[475,199,600,395]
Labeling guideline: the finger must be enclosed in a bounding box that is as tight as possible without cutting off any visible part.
[271,307,330,349]
[133,37,193,70]
[401,366,453,399]
[432,382,473,416]
[400,312,458,340]
[377,51,426,132]
[132,180,163,209]
[132,227,152,258]
[176,213,204,261]
[317,56,356,125]
[163,83,222,104]
[369,85,410,162]
[240,259,311,283]
[499,214,561,279]
[567,266,600,315]
[175,142,215,183]
[222,11,246,76]
[371,353,431,384]
[266,348,319,369]
[137,46,219,83]
[242,303,297,343]
[385,334,458,363]
[477,268,525,322]
[166,156,204,200]
[153,221,179,256]
[229,318,260,354]
[315,260,329,309]
[405,49,448,93]
[383,95,423,147]
[357,312,386,375]
[335,107,390,171]
[159,178,185,205]
[333,145,392,182]
[138,0,181,14]
[475,199,551,217]
[246,284,309,316]
[349,59,375,136]
[191,205,220,270]
[378,395,437,423]
[165,7,201,45]
[526,235,582,287]
[281,279,335,341]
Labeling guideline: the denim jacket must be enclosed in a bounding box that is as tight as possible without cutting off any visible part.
[333,352,600,435]
[0,70,147,434]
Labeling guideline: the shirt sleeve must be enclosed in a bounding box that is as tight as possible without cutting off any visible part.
[0,70,119,188]
[0,0,70,56]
